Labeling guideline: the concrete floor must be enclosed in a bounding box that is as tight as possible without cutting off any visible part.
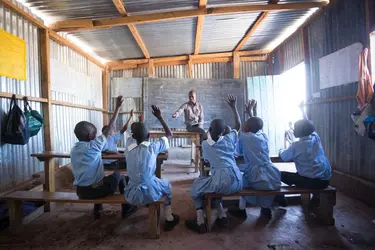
[1,147,375,250]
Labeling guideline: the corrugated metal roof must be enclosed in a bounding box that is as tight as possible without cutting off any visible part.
[200,12,261,53]
[21,0,121,21]
[124,0,198,14]
[242,9,310,50]
[69,27,144,60]
[136,18,196,57]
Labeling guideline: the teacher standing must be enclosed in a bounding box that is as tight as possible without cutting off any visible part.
[172,90,205,135]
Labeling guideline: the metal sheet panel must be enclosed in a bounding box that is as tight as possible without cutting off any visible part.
[279,31,304,73]
[136,18,196,57]
[21,0,121,22]
[69,27,144,60]
[193,62,233,79]
[155,65,188,79]
[305,0,373,181]
[200,13,261,53]
[207,0,268,7]
[242,9,310,50]
[50,39,104,165]
[123,0,198,14]
[240,61,267,79]
[0,2,44,192]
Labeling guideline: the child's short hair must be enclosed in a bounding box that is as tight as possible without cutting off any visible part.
[246,117,263,133]
[209,119,225,141]
[74,121,97,141]
[101,125,109,133]
[294,119,315,138]
[131,122,149,144]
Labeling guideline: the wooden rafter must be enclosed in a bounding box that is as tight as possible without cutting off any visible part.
[51,1,330,32]
[111,0,150,58]
[194,0,207,55]
[107,50,270,71]
[235,0,279,51]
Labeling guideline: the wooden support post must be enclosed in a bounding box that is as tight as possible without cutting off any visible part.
[7,200,23,232]
[205,196,212,232]
[102,68,109,125]
[148,59,154,77]
[300,193,310,207]
[188,55,193,78]
[316,192,336,225]
[148,203,161,239]
[40,29,55,212]
[233,52,240,78]
[302,27,312,101]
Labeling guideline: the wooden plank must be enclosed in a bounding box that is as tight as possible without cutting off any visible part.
[40,30,53,152]
[3,191,166,204]
[148,203,161,239]
[127,24,151,58]
[111,0,150,58]
[238,49,271,56]
[191,52,233,59]
[112,0,127,15]
[194,0,207,55]
[205,186,336,198]
[188,56,193,78]
[6,200,23,232]
[240,56,267,62]
[51,1,330,32]
[0,92,48,103]
[193,57,232,64]
[233,52,240,78]
[102,68,109,124]
[235,12,269,51]
[148,59,154,77]
[51,100,106,112]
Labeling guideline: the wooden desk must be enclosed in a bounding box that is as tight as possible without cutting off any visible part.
[149,131,200,172]
[31,151,168,212]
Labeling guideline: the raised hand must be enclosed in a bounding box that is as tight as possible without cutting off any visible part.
[115,95,124,109]
[130,109,134,118]
[138,113,144,122]
[226,94,237,108]
[152,105,162,119]
[299,101,305,110]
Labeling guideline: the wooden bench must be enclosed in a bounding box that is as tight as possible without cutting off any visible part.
[2,191,164,239]
[204,186,336,231]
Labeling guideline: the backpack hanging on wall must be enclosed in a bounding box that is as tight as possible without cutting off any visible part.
[23,97,43,137]
[2,95,30,145]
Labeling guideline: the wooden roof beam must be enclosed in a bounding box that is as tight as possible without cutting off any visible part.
[111,0,150,58]
[235,0,279,51]
[194,0,207,55]
[51,1,330,32]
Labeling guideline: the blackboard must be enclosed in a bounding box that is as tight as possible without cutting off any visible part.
[144,78,245,129]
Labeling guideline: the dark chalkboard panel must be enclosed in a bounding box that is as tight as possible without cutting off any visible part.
[144,78,245,129]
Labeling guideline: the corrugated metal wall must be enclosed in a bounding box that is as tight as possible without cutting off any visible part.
[0,2,44,192]
[109,61,267,146]
[271,31,304,74]
[285,0,375,182]
[50,40,103,166]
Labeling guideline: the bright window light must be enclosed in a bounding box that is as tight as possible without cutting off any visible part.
[265,8,318,51]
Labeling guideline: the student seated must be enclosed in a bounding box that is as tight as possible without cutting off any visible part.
[123,105,179,232]
[279,103,332,208]
[185,95,243,234]
[228,100,282,219]
[71,96,137,219]
[102,110,134,169]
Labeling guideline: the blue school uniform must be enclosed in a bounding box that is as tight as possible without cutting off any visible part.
[280,132,332,180]
[190,130,243,209]
[236,131,281,208]
[71,135,107,186]
[102,132,122,165]
[124,136,172,205]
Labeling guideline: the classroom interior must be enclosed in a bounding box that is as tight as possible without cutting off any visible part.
[0,0,375,249]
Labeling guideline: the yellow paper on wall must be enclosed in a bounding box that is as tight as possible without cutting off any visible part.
[0,28,26,81]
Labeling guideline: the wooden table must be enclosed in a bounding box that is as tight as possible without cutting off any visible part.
[149,131,200,172]
[31,151,168,212]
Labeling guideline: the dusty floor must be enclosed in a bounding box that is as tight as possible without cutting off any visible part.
[1,148,375,250]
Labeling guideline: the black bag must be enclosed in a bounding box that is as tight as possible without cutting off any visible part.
[2,95,30,145]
